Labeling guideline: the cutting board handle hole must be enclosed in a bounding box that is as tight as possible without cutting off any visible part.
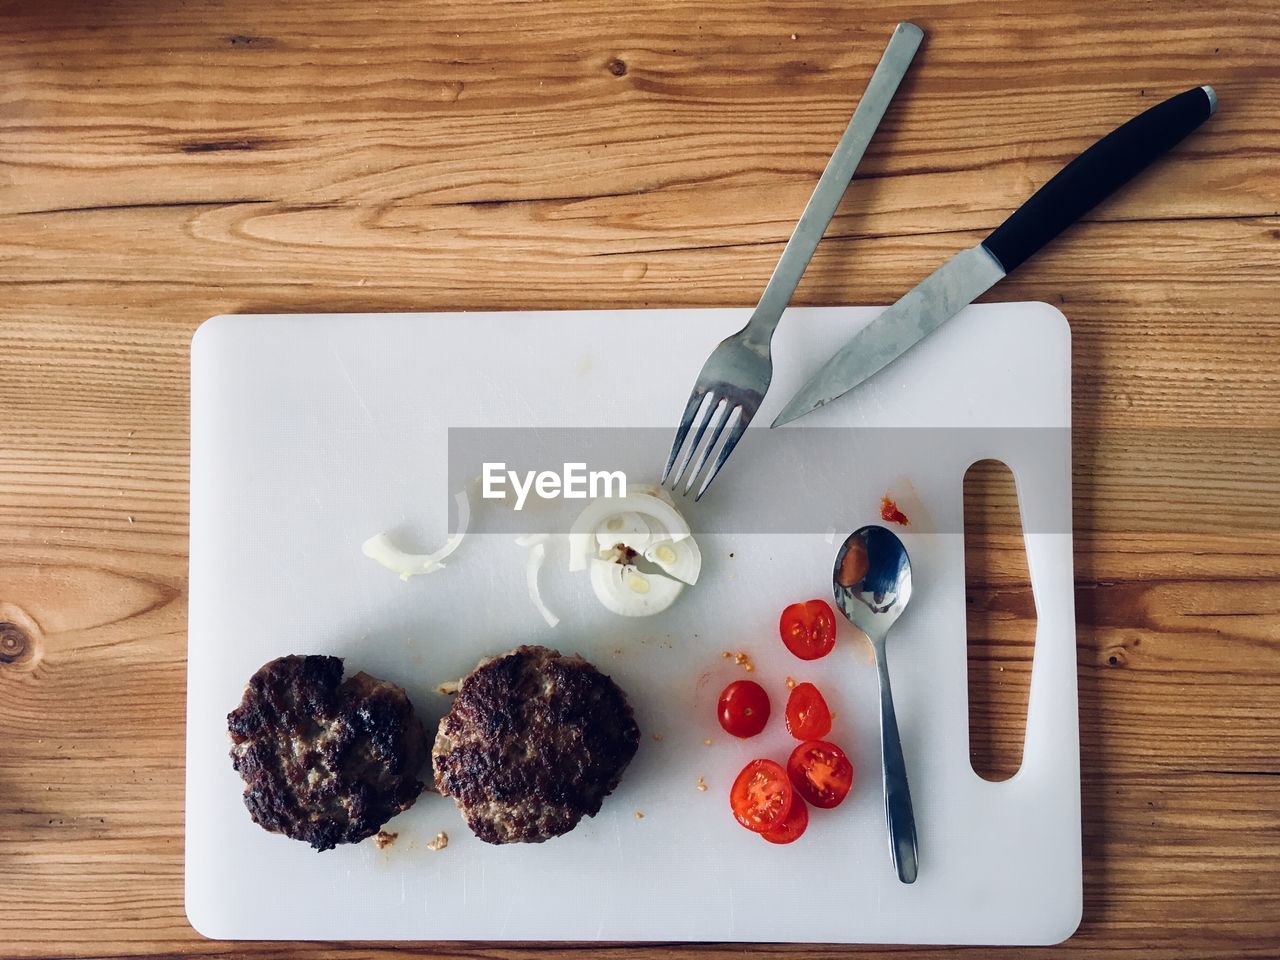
[963,458,1036,782]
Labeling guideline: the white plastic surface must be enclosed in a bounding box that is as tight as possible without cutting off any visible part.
[187,304,1079,943]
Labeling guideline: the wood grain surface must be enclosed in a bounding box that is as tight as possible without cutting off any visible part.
[2,0,1278,956]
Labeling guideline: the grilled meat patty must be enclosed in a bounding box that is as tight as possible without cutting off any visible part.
[228,655,428,851]
[433,645,640,844]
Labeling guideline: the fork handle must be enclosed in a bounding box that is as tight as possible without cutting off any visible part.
[744,22,923,347]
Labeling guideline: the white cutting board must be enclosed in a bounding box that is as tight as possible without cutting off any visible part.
[187,303,1080,944]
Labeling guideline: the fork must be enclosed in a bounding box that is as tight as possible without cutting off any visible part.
[659,21,924,499]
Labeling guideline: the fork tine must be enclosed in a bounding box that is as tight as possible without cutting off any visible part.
[661,391,706,485]
[667,392,718,490]
[683,401,735,495]
[693,408,749,501]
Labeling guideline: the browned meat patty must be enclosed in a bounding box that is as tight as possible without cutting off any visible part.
[228,655,427,851]
[432,645,640,844]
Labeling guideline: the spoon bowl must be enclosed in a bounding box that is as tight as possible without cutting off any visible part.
[833,524,918,884]
[833,524,913,638]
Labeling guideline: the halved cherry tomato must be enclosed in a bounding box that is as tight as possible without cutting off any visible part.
[787,740,853,809]
[717,679,771,738]
[779,599,837,660]
[784,682,832,740]
[761,793,809,844]
[730,758,793,833]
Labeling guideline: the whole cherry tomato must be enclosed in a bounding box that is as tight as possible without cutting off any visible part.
[717,679,770,738]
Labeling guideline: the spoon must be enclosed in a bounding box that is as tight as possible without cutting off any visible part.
[833,525,918,884]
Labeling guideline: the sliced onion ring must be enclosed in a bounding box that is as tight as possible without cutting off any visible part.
[569,492,691,571]
[362,490,470,581]
[628,483,676,506]
[643,535,702,586]
[588,558,684,617]
[594,511,653,555]
[525,542,559,627]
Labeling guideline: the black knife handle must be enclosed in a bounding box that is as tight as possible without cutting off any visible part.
[982,85,1216,273]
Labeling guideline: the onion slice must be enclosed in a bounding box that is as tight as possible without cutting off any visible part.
[643,536,702,586]
[588,558,684,617]
[628,483,676,505]
[569,492,691,571]
[362,490,470,581]
[525,541,559,627]
[594,511,653,555]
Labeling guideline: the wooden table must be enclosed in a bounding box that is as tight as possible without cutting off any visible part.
[2,1,1277,957]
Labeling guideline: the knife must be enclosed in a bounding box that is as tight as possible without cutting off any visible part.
[771,84,1218,427]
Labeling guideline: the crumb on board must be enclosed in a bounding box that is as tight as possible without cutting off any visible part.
[374,831,398,849]
[785,676,797,689]
[652,732,664,742]
[790,33,798,40]
[634,811,645,820]
[426,831,449,852]
[436,679,461,695]
[696,776,708,792]
[704,738,714,746]
[732,651,755,672]
[729,552,735,558]
[721,651,732,658]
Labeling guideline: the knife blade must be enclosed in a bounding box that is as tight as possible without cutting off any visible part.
[771,84,1218,428]
[771,244,1005,426]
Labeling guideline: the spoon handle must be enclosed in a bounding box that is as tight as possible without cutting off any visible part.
[874,640,919,883]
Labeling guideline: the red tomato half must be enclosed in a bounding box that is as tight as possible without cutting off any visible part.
[779,599,837,660]
[761,793,809,844]
[730,759,794,833]
[787,740,854,809]
[717,680,770,738]
[785,682,832,740]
